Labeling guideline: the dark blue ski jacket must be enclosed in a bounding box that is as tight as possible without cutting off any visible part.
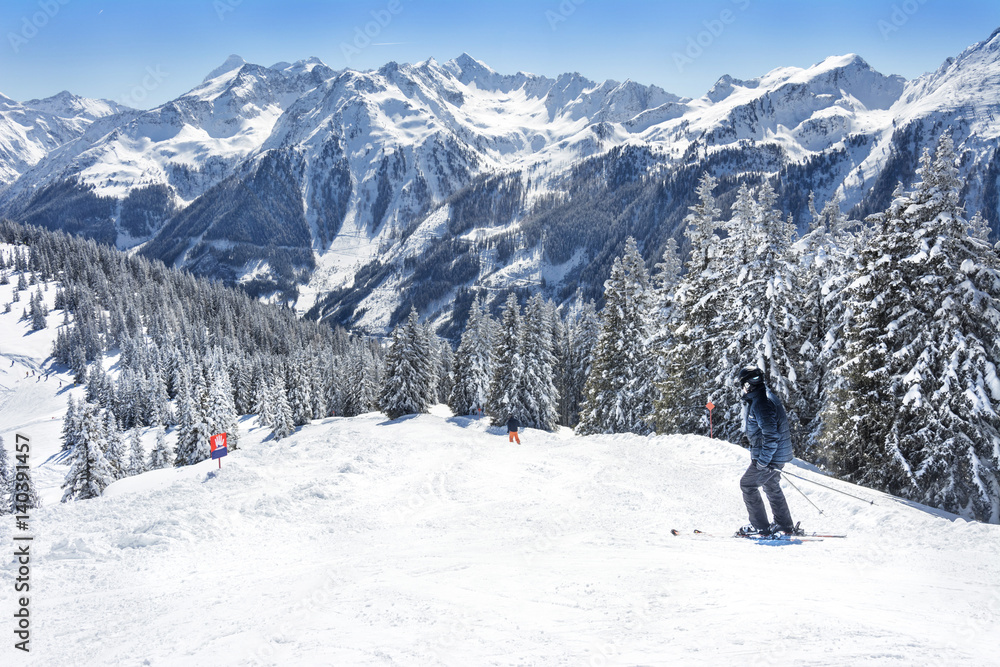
[507,416,520,433]
[742,384,793,467]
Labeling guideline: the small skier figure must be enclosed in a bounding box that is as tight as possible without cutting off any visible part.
[734,366,797,537]
[506,414,521,444]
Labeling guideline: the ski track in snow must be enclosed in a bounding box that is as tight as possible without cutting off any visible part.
[0,268,999,666]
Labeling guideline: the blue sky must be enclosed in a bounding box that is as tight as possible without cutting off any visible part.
[1,0,998,107]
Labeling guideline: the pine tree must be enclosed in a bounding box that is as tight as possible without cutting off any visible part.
[343,349,379,417]
[890,134,1000,520]
[287,354,315,427]
[519,293,559,431]
[29,288,48,330]
[233,357,256,416]
[174,373,212,466]
[725,183,800,430]
[126,428,146,476]
[823,134,1000,521]
[148,427,173,469]
[488,294,527,425]
[62,402,115,501]
[655,173,728,435]
[563,301,601,428]
[104,411,127,480]
[271,377,295,440]
[578,237,657,435]
[379,310,435,420]
[797,192,856,458]
[309,353,328,419]
[449,297,494,416]
[435,337,455,405]
[0,436,12,515]
[61,396,80,453]
[254,364,277,425]
[206,356,240,448]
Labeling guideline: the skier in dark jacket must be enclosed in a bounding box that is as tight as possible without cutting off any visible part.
[735,366,796,537]
[506,415,521,444]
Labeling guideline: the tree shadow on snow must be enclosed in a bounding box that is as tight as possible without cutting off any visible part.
[377,413,421,427]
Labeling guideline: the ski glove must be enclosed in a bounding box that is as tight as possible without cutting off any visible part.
[754,460,770,471]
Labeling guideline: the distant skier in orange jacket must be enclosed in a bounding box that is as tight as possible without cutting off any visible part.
[506,415,521,444]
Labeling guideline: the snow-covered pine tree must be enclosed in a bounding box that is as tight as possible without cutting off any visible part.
[126,428,146,477]
[883,134,999,521]
[253,363,276,425]
[271,377,295,440]
[61,396,80,453]
[520,293,559,431]
[423,321,443,405]
[796,192,857,459]
[287,353,315,427]
[148,427,173,469]
[62,402,115,501]
[449,297,493,416]
[343,350,379,417]
[206,355,240,448]
[0,436,11,515]
[488,294,528,426]
[146,365,172,426]
[578,237,657,435]
[652,238,683,326]
[174,372,212,466]
[649,238,682,406]
[29,288,47,330]
[233,356,256,416]
[655,173,728,435]
[379,309,436,420]
[309,353,328,419]
[821,139,984,508]
[435,337,455,405]
[86,364,113,410]
[562,301,601,428]
[714,181,800,440]
[104,411,127,480]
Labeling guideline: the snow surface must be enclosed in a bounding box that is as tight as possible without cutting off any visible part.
[1,269,999,666]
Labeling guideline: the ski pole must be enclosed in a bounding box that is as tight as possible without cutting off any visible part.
[780,472,824,516]
[781,469,875,506]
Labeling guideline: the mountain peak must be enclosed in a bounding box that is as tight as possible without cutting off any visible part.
[442,53,499,83]
[203,54,247,83]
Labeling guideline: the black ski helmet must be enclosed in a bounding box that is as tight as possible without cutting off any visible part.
[737,365,764,387]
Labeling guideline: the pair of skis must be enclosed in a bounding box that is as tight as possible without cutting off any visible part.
[670,528,846,542]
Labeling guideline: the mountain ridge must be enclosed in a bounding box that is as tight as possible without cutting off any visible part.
[4,31,1000,334]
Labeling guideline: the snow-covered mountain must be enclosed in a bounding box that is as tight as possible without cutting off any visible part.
[0,91,129,185]
[5,30,1000,333]
[0,276,998,665]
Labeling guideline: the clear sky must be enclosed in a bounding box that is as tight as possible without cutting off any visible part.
[1,0,999,108]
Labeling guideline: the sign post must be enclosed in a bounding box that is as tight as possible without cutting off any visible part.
[210,433,228,469]
[705,401,715,439]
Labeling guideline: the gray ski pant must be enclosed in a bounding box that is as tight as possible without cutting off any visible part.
[740,462,794,531]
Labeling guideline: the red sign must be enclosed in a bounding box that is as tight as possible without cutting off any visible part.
[210,433,228,460]
[706,401,715,411]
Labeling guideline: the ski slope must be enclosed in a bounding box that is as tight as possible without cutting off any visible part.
[0,278,999,666]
